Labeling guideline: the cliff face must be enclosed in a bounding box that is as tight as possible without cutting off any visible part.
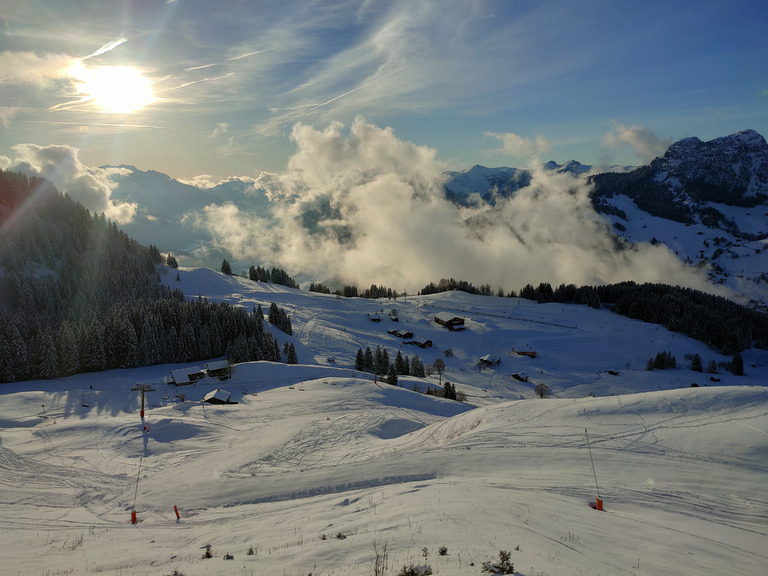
[647,129,768,206]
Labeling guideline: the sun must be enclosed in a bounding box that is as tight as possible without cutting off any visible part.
[73,64,155,113]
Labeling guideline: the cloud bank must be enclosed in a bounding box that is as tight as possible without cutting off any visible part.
[191,118,714,293]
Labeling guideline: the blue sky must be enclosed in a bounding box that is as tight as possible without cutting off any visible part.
[1,0,766,182]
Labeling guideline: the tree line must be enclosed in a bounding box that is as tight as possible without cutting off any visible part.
[0,170,295,383]
[413,274,766,354]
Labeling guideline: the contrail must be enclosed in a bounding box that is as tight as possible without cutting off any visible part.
[259,65,409,134]
[163,72,235,91]
[185,50,265,71]
[22,120,168,129]
[83,35,128,60]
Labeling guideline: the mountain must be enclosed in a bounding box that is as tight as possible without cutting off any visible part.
[443,161,630,206]
[443,165,532,206]
[444,130,768,218]
[649,129,768,205]
[92,130,768,304]
[591,129,768,226]
[105,165,271,263]
[588,131,768,304]
[1,267,766,575]
[441,131,768,306]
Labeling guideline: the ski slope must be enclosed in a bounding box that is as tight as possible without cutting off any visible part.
[0,268,766,575]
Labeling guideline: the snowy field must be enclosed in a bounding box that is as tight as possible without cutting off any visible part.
[1,267,766,575]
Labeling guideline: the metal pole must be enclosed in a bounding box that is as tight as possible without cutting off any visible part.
[133,457,143,510]
[585,428,600,498]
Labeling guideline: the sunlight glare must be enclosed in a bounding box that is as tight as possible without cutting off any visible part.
[73,64,155,113]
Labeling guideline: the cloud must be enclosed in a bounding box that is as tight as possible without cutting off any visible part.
[603,122,672,163]
[1,144,136,224]
[210,122,230,138]
[0,106,20,128]
[0,50,77,86]
[190,117,714,293]
[485,131,551,159]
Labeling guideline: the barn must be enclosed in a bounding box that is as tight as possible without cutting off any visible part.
[205,359,232,380]
[169,366,205,385]
[434,311,465,331]
[203,388,237,405]
[478,354,501,367]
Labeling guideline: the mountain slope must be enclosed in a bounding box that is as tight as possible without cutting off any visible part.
[0,268,765,576]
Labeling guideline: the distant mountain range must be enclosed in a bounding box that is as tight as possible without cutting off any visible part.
[442,159,621,206]
[102,130,768,306]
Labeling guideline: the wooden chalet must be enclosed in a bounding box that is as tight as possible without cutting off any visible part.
[388,328,414,339]
[405,337,432,348]
[478,354,501,368]
[434,311,465,331]
[513,348,537,358]
[205,359,232,380]
[169,366,205,385]
[203,388,237,405]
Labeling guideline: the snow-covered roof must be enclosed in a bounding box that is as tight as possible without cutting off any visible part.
[205,360,230,371]
[434,311,463,323]
[170,366,204,381]
[203,388,230,403]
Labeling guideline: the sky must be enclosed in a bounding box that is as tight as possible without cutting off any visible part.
[1,0,767,183]
[1,0,767,294]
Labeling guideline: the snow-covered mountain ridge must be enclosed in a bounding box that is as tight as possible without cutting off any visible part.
[442,131,768,306]
[0,267,766,575]
[94,130,768,305]
[653,129,768,202]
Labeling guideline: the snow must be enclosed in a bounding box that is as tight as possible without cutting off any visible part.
[1,267,766,575]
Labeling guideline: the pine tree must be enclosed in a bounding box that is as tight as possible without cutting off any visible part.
[178,323,196,363]
[355,348,365,371]
[221,258,232,275]
[34,327,59,379]
[395,350,407,374]
[411,354,425,377]
[82,320,106,372]
[690,353,703,373]
[0,334,14,382]
[364,346,374,372]
[731,351,744,376]
[287,343,298,364]
[387,364,398,386]
[56,321,80,376]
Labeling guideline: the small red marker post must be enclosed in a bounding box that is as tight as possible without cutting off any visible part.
[131,510,137,524]
[174,505,180,522]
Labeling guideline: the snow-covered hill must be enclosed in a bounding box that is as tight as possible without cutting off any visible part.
[1,268,766,575]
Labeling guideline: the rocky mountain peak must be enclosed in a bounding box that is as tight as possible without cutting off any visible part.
[649,129,768,203]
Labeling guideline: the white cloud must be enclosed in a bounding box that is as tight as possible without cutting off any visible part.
[210,122,230,138]
[0,106,20,128]
[190,117,714,293]
[0,50,77,86]
[2,143,137,224]
[485,131,551,159]
[603,121,672,163]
